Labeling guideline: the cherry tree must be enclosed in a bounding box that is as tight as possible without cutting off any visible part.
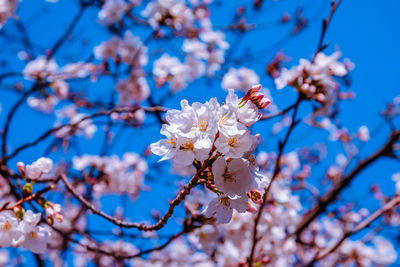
[0,0,399,266]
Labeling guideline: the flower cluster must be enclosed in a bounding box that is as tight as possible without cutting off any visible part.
[23,57,95,82]
[72,152,147,199]
[23,56,59,81]
[115,72,150,104]
[94,31,147,68]
[0,210,52,254]
[0,0,18,29]
[17,157,53,181]
[173,149,398,266]
[183,30,229,75]
[275,51,354,116]
[141,0,195,32]
[98,0,140,25]
[94,31,149,105]
[151,85,270,223]
[222,67,260,92]
[153,53,204,92]
[54,105,97,140]
[23,56,96,113]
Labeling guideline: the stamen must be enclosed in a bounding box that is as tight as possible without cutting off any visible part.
[2,221,11,232]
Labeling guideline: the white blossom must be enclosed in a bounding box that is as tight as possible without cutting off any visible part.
[0,0,18,29]
[19,211,52,254]
[0,211,23,247]
[203,194,247,224]
[222,67,260,91]
[212,157,252,197]
[214,131,253,158]
[25,157,53,180]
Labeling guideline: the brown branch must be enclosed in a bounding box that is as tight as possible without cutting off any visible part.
[0,184,55,212]
[312,0,342,62]
[60,160,206,231]
[295,129,400,238]
[46,3,87,59]
[3,105,167,162]
[66,216,203,260]
[305,196,400,266]
[1,84,39,158]
[247,95,302,265]
[260,102,297,120]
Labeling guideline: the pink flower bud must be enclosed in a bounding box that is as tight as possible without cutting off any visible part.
[242,84,261,102]
[248,189,263,204]
[257,97,271,109]
[251,92,264,101]
[240,84,271,109]
[248,84,261,94]
[357,126,370,142]
[17,162,25,176]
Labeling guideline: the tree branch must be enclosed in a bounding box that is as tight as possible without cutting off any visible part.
[305,196,400,266]
[295,129,400,238]
[60,160,206,231]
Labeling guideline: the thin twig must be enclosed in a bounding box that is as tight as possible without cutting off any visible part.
[312,0,342,62]
[60,160,206,231]
[295,129,400,238]
[305,196,400,266]
[3,106,167,162]
[247,95,302,265]
[1,84,39,158]
[0,184,55,212]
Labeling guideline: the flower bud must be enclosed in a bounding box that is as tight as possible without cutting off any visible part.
[256,97,271,109]
[247,189,262,204]
[23,183,33,197]
[13,206,24,220]
[357,126,370,142]
[17,162,25,177]
[240,84,271,109]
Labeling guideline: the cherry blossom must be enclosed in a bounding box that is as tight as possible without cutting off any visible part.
[0,0,18,29]
[214,131,253,158]
[153,53,187,91]
[18,210,52,254]
[0,211,23,247]
[23,157,53,180]
[203,194,248,224]
[212,157,252,197]
[98,0,129,25]
[222,67,260,91]
[0,1,399,266]
[73,152,147,199]
[23,56,58,81]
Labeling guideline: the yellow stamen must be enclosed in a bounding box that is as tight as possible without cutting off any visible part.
[167,139,177,148]
[180,140,194,151]
[29,232,38,239]
[227,137,238,147]
[223,169,235,182]
[198,119,208,132]
[2,221,11,232]
[218,115,228,126]
[219,197,230,207]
